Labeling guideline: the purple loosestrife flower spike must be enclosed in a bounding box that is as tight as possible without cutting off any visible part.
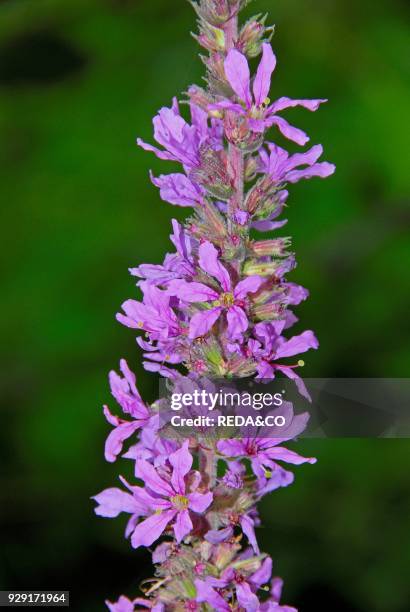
[94,1,335,609]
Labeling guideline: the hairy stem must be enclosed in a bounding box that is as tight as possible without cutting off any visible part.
[223,2,239,50]
[199,446,217,490]
[229,142,244,212]
[223,3,245,231]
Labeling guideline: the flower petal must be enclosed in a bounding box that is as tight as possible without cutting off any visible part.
[250,557,272,587]
[170,218,192,260]
[217,439,246,457]
[169,440,192,494]
[188,491,213,513]
[268,115,309,146]
[208,100,245,113]
[271,577,284,602]
[240,514,259,554]
[284,144,323,169]
[104,421,141,463]
[227,305,248,339]
[234,275,263,299]
[167,279,218,302]
[252,218,288,232]
[236,582,259,612]
[135,459,174,497]
[264,446,317,465]
[150,172,204,207]
[136,138,176,162]
[256,360,275,379]
[198,241,231,291]
[93,488,145,518]
[189,307,222,339]
[258,465,295,494]
[253,43,276,106]
[131,509,176,548]
[173,508,193,542]
[269,96,327,113]
[195,580,230,611]
[205,525,234,543]
[105,595,136,612]
[286,162,336,183]
[275,330,319,359]
[224,49,252,106]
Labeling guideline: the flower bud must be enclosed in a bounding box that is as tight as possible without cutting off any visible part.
[213,541,241,570]
[203,343,225,368]
[245,155,258,180]
[238,15,275,58]
[190,198,227,246]
[244,175,274,214]
[243,259,283,276]
[231,554,267,574]
[202,53,232,96]
[190,0,232,26]
[222,234,244,258]
[193,19,226,53]
[252,302,285,321]
[190,146,234,200]
[187,85,215,111]
[228,355,258,377]
[223,111,264,152]
[251,284,285,306]
[251,238,292,257]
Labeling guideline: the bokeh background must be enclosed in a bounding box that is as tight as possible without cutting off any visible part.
[1,0,409,610]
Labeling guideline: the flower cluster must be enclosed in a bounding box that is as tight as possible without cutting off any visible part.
[94,1,334,610]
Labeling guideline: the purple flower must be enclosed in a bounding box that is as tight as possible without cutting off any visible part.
[123,422,179,472]
[117,283,188,370]
[93,484,150,542]
[131,441,213,548]
[102,360,151,462]
[195,556,273,612]
[149,172,205,208]
[206,510,260,554]
[218,402,316,489]
[137,97,222,171]
[258,143,335,185]
[97,1,335,607]
[251,190,289,232]
[247,321,319,399]
[137,99,201,170]
[93,487,146,520]
[283,283,309,306]
[194,579,230,611]
[131,253,192,286]
[131,220,196,286]
[117,283,182,341]
[108,360,150,419]
[211,43,326,144]
[168,241,262,340]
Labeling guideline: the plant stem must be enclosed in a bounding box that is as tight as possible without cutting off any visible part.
[223,2,239,50]
[223,3,245,230]
[200,446,217,489]
[197,4,243,490]
[230,142,244,210]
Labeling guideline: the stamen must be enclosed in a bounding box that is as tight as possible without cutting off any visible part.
[171,494,189,510]
[220,292,235,307]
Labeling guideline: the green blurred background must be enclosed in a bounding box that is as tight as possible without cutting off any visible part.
[0,0,409,610]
